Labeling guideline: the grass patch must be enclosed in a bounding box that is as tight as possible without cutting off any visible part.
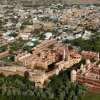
[0,55,15,63]
[82,92,100,100]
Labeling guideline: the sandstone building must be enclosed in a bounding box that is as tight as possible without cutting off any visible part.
[71,52,100,91]
[16,39,81,71]
[0,39,81,87]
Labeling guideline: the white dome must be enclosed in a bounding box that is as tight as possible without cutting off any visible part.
[86,59,91,65]
[98,64,100,68]
[71,70,76,75]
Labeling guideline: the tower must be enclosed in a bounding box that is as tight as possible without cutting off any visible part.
[80,64,84,70]
[71,70,77,83]
[63,44,69,61]
[96,52,100,61]
[66,44,70,61]
[80,64,86,73]
[63,46,66,61]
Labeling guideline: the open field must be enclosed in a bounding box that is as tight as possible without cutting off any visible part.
[82,92,100,100]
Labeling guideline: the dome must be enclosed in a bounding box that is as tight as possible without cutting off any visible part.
[98,64,100,68]
[80,64,84,69]
[71,70,76,75]
[86,59,91,65]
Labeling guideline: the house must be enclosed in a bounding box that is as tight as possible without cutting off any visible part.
[26,41,34,47]
[82,30,92,40]
[3,35,14,42]
[44,32,53,40]
[20,32,31,40]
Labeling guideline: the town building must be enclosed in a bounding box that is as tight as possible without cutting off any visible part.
[71,52,100,91]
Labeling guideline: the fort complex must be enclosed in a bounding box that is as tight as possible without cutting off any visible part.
[15,39,81,70]
[0,39,81,87]
[15,39,82,87]
[0,39,100,88]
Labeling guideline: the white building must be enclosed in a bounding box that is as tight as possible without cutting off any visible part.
[44,32,53,40]
[20,33,31,40]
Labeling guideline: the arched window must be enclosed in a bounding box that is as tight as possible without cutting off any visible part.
[24,71,29,79]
